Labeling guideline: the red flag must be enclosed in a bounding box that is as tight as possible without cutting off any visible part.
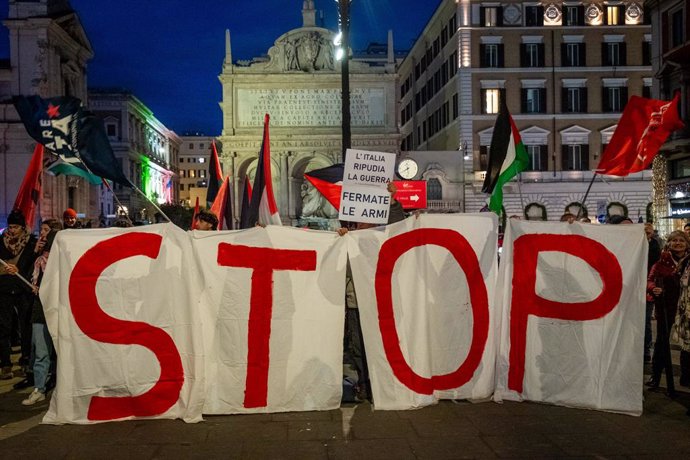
[206,140,224,206]
[596,94,685,176]
[239,175,253,229]
[13,144,44,230]
[246,114,281,227]
[190,196,200,230]
[303,164,344,210]
[210,176,233,230]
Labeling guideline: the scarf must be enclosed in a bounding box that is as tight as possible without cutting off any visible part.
[32,251,49,287]
[2,228,30,257]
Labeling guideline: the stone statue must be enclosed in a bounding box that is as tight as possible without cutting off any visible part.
[300,32,321,71]
[301,182,338,218]
[285,40,299,71]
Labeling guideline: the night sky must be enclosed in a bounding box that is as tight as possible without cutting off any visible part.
[1,0,437,136]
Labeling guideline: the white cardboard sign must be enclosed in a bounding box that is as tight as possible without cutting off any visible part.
[340,149,396,224]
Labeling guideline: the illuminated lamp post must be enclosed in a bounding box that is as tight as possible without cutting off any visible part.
[334,0,352,162]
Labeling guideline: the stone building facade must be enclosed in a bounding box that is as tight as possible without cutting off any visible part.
[178,135,218,207]
[398,0,653,223]
[0,0,97,224]
[647,0,690,235]
[218,0,400,226]
[88,89,180,223]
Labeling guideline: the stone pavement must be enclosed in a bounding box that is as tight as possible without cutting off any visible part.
[1,367,690,459]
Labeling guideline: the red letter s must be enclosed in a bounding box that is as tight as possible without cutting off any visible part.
[69,233,184,421]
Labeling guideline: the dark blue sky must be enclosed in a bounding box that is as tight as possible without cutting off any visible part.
[1,0,437,135]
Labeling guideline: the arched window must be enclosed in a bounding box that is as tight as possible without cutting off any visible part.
[427,178,442,200]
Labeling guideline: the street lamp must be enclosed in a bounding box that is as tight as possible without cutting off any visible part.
[460,141,469,212]
[335,0,352,162]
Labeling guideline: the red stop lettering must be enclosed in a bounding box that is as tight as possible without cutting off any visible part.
[217,243,317,408]
[508,234,623,393]
[68,233,184,421]
[375,228,489,394]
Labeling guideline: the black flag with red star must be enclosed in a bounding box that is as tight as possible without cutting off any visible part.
[13,95,130,186]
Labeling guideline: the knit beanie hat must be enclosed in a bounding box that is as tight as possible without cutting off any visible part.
[7,209,26,227]
[63,208,77,219]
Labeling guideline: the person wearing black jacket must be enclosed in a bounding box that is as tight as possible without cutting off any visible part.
[0,210,38,379]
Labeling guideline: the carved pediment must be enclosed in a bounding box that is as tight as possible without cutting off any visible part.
[243,27,337,73]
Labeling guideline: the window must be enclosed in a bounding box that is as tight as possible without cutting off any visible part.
[563,87,588,113]
[642,40,652,65]
[106,123,117,138]
[479,146,489,171]
[200,170,206,178]
[480,44,504,67]
[522,88,546,113]
[563,144,589,170]
[481,88,504,114]
[189,170,196,178]
[180,170,186,178]
[481,6,502,27]
[642,85,651,98]
[199,143,205,150]
[427,178,442,200]
[179,184,184,191]
[199,157,206,163]
[189,143,194,149]
[188,184,194,190]
[672,10,685,48]
[605,5,624,25]
[179,158,184,163]
[602,86,628,112]
[525,6,544,26]
[562,42,585,66]
[564,5,585,26]
[452,93,459,119]
[526,145,547,171]
[521,43,544,67]
[449,14,457,33]
[602,42,626,66]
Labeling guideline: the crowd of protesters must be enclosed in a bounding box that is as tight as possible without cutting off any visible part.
[3,196,690,409]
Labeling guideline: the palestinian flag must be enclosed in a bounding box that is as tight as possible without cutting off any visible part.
[45,156,102,185]
[481,102,528,214]
[239,175,253,229]
[206,140,224,206]
[210,176,233,230]
[245,114,281,227]
[303,163,344,210]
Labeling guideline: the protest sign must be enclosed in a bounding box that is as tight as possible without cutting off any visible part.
[40,224,206,424]
[191,226,347,414]
[494,220,646,415]
[346,214,499,409]
[339,149,396,224]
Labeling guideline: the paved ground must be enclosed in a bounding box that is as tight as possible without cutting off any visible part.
[2,346,690,459]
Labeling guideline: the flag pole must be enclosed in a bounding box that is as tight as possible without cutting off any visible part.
[130,182,172,223]
[576,172,598,220]
[517,173,525,217]
[100,178,133,225]
[0,258,34,290]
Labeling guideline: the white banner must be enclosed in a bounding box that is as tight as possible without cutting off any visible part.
[191,226,347,414]
[346,214,499,409]
[494,220,647,415]
[40,224,206,424]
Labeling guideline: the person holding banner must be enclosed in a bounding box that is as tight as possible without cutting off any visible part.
[194,211,219,231]
[647,231,689,392]
[21,228,60,405]
[0,210,38,380]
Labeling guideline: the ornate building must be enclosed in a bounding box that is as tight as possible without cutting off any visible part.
[648,0,690,234]
[177,134,218,207]
[398,0,653,223]
[0,0,97,223]
[218,0,400,226]
[88,89,180,223]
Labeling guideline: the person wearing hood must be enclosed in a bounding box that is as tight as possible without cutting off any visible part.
[0,210,38,379]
